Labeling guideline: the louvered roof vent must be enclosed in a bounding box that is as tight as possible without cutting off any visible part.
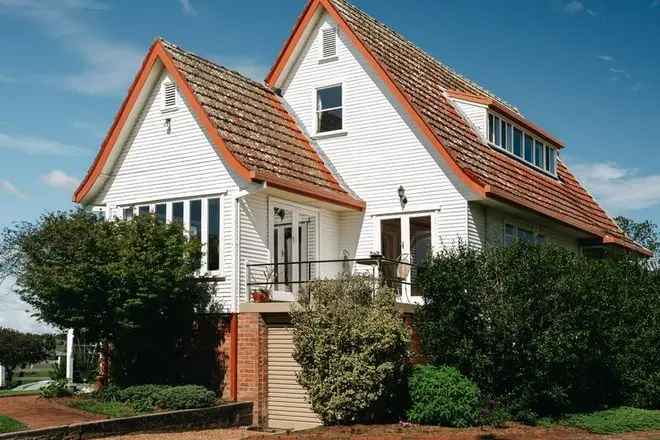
[164,81,176,107]
[322,27,337,59]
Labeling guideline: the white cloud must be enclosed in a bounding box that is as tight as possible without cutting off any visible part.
[0,132,87,155]
[564,1,596,15]
[178,0,196,15]
[609,67,631,79]
[41,170,80,191]
[0,278,56,334]
[572,161,660,211]
[597,55,614,62]
[211,54,270,83]
[0,180,27,199]
[0,0,143,96]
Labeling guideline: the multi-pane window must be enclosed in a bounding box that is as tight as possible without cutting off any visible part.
[316,85,342,133]
[120,197,222,273]
[488,112,558,175]
[504,223,546,246]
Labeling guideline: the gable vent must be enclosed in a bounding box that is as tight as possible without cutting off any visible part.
[322,28,337,59]
[164,82,176,107]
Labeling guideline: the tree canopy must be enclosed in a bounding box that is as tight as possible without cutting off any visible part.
[615,216,659,258]
[0,210,216,385]
[0,327,54,383]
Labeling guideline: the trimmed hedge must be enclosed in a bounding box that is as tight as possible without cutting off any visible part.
[407,365,481,427]
[94,384,217,412]
[415,243,660,419]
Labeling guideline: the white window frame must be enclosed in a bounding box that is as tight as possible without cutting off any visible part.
[118,194,225,276]
[314,83,345,136]
[487,111,558,177]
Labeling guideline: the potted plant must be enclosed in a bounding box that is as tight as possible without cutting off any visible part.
[250,268,274,303]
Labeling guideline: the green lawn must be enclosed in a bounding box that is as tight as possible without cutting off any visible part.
[0,415,26,433]
[0,390,40,398]
[68,399,139,418]
[541,407,660,434]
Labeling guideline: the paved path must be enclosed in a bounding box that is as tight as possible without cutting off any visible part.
[0,395,105,429]
[105,428,265,440]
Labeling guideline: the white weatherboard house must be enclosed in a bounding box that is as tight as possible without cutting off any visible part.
[73,0,649,430]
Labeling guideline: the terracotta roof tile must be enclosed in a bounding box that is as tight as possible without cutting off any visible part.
[328,0,648,254]
[162,40,354,200]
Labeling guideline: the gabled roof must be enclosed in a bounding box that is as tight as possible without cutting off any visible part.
[266,0,650,256]
[74,39,364,211]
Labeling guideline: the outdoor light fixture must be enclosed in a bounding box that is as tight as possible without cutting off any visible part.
[398,185,408,207]
[164,118,172,135]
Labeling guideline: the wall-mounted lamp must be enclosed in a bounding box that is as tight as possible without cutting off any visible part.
[164,118,172,135]
[398,185,408,208]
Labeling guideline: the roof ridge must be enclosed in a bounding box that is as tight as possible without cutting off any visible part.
[159,38,273,93]
[330,0,522,115]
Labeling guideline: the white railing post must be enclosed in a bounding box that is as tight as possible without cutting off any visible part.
[0,365,6,388]
[66,329,74,383]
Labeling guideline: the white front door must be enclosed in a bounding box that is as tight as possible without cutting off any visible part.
[270,200,319,301]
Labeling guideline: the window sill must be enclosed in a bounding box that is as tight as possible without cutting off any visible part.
[319,55,339,64]
[161,106,179,114]
[312,130,348,140]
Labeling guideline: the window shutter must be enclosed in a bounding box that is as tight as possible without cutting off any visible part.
[164,82,176,107]
[322,28,337,58]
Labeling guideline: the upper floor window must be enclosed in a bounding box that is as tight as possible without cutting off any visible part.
[316,85,343,133]
[504,223,545,246]
[321,27,337,59]
[489,113,557,176]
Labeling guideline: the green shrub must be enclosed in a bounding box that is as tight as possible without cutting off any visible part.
[291,276,410,425]
[40,380,72,398]
[93,384,123,402]
[415,243,660,417]
[118,384,169,411]
[156,385,217,410]
[406,365,481,427]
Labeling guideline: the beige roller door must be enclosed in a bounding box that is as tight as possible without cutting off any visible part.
[267,320,321,430]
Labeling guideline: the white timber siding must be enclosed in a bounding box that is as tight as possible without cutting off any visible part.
[281,13,474,261]
[94,71,243,311]
[468,202,580,251]
[452,99,488,141]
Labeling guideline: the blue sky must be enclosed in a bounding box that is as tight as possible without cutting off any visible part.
[1,0,659,332]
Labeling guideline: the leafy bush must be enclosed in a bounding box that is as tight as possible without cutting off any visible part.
[40,380,72,398]
[415,243,660,417]
[156,385,217,410]
[118,385,169,411]
[93,384,216,412]
[406,365,481,427]
[291,276,410,425]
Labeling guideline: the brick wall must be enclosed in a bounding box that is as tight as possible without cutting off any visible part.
[237,312,267,426]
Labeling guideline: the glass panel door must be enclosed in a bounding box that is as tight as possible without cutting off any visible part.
[272,206,294,293]
[380,218,402,289]
[409,216,432,296]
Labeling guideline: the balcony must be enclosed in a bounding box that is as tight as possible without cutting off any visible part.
[245,255,420,304]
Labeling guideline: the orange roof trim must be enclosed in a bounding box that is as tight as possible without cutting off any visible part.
[266,0,487,198]
[446,90,565,149]
[75,39,364,211]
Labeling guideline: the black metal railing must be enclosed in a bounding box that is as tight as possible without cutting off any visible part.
[245,256,415,302]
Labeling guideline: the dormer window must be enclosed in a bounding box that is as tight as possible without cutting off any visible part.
[489,113,557,176]
[163,81,176,108]
[321,27,337,59]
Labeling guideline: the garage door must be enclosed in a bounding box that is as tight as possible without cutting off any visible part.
[267,320,321,430]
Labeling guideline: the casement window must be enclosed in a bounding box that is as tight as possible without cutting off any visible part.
[120,196,223,274]
[504,223,545,246]
[488,112,558,176]
[316,85,343,133]
[321,27,337,59]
